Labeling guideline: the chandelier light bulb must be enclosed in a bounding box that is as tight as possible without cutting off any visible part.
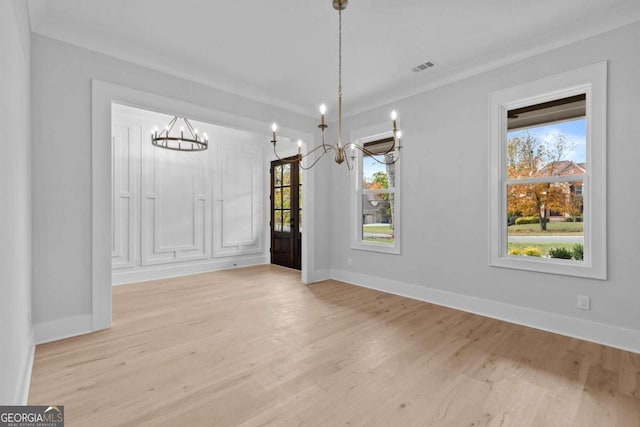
[391,110,398,120]
[194,129,198,134]
[271,123,278,132]
[396,130,402,139]
[319,104,327,114]
[297,139,303,148]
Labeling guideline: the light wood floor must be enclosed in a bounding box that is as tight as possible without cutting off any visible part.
[29,265,640,426]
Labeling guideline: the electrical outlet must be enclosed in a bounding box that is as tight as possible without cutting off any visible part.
[577,295,590,310]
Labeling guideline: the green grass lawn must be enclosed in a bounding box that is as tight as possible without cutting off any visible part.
[508,222,583,235]
[363,224,394,243]
[363,224,393,235]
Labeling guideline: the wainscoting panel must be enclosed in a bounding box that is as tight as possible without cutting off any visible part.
[111,104,267,283]
[111,122,137,269]
[141,135,209,265]
[213,142,264,257]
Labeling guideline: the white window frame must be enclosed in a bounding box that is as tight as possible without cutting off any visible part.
[351,130,401,254]
[489,62,607,279]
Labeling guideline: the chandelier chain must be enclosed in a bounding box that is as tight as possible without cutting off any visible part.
[338,10,342,97]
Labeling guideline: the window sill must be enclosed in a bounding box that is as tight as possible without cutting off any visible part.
[490,255,606,280]
[351,241,400,255]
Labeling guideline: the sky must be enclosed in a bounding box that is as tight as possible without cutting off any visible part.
[507,118,586,164]
[363,155,389,184]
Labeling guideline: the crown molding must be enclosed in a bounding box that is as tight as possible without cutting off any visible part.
[28,1,640,120]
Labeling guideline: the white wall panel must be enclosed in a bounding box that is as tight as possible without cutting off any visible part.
[141,134,209,265]
[111,104,265,280]
[111,123,136,269]
[213,141,263,257]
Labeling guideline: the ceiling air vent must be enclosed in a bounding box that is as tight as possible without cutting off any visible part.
[412,61,435,73]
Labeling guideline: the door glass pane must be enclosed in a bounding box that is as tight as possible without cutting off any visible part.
[299,209,302,233]
[275,165,282,186]
[282,186,291,209]
[274,188,282,209]
[274,210,282,232]
[283,210,291,232]
[283,164,291,185]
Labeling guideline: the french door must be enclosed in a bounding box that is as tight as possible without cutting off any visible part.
[270,158,301,270]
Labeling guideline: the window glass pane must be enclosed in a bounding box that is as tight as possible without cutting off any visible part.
[362,192,394,245]
[274,210,282,232]
[275,165,282,186]
[274,188,282,209]
[507,96,586,180]
[506,183,583,261]
[283,210,291,232]
[282,186,291,209]
[363,139,396,190]
[283,164,291,185]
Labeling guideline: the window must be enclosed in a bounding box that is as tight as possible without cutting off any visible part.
[352,134,400,254]
[489,62,607,279]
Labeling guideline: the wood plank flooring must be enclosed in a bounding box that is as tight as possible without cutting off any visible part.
[29,265,640,426]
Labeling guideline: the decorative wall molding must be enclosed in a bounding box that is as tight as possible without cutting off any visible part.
[140,125,210,266]
[213,142,263,257]
[330,269,640,354]
[111,103,267,282]
[111,122,137,269]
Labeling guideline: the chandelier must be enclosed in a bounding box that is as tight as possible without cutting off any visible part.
[151,116,208,152]
[270,0,402,170]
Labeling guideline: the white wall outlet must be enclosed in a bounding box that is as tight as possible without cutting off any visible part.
[577,295,590,310]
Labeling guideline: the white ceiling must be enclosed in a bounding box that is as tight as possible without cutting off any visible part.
[27,0,640,119]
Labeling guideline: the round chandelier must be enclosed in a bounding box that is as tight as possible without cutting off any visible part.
[151,116,208,152]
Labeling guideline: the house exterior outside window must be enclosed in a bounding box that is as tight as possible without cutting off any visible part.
[351,133,401,254]
[489,62,607,279]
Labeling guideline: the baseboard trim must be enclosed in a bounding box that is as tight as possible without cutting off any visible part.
[331,269,640,354]
[309,269,331,283]
[14,340,34,405]
[112,256,268,285]
[34,314,93,345]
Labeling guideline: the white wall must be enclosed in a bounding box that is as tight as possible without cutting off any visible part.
[111,105,267,284]
[31,34,322,342]
[0,0,34,404]
[330,22,640,352]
